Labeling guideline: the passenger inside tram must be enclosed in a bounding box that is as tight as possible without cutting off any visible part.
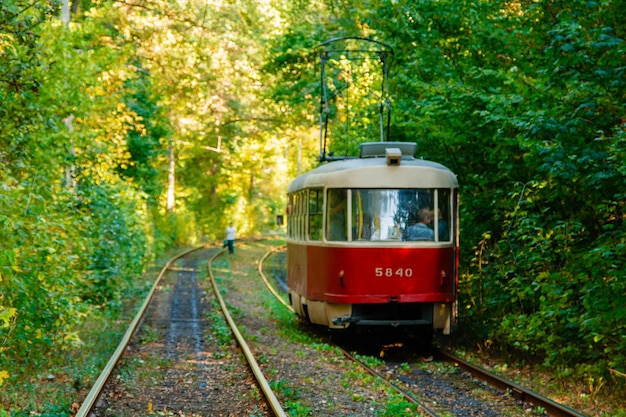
[404,208,434,241]
[436,208,449,241]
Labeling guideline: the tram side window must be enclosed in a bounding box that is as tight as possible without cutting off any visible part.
[287,194,294,238]
[435,189,451,242]
[309,189,323,241]
[291,192,304,240]
[326,189,348,241]
[297,191,305,240]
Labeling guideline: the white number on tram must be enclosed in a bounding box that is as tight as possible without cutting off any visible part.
[374,267,413,278]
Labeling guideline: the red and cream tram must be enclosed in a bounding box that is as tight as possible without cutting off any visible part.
[286,141,458,334]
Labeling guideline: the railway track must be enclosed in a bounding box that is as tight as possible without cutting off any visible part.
[75,240,589,416]
[259,247,589,417]
[77,238,404,416]
[75,244,285,417]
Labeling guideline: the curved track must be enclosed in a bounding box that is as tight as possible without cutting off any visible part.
[259,247,589,417]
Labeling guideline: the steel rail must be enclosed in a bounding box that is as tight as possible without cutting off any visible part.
[76,245,208,417]
[257,245,292,312]
[437,350,588,417]
[208,247,288,417]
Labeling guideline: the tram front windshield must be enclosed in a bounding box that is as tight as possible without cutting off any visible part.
[326,188,453,242]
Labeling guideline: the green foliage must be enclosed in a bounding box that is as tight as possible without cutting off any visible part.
[75,177,152,306]
[2,0,626,410]
[283,401,312,417]
[265,0,626,391]
[119,73,170,200]
[0,0,157,398]
[378,393,419,417]
[207,300,234,348]
[0,1,60,159]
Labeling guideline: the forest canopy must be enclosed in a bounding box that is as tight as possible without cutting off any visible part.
[1,0,625,410]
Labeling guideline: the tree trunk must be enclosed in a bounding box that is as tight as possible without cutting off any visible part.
[167,143,175,212]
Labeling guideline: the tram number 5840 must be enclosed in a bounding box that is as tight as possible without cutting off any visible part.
[375,267,413,278]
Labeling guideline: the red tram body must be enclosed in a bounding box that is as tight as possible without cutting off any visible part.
[286,142,459,334]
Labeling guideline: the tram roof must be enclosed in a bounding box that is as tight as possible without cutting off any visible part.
[288,156,458,193]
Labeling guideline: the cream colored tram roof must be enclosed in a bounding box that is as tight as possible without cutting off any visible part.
[288,157,458,193]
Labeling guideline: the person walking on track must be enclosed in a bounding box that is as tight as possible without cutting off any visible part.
[224,222,236,254]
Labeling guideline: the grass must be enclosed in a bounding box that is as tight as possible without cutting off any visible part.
[206,299,233,347]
